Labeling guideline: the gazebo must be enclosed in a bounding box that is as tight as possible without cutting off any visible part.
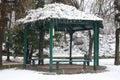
[17,3,103,72]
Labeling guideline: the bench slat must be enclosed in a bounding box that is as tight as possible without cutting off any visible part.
[52,59,91,70]
[53,59,91,62]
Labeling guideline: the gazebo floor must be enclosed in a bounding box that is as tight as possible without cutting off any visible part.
[25,64,106,74]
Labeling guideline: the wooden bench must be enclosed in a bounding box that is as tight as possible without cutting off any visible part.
[53,59,91,70]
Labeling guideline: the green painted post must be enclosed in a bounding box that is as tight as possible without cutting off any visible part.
[97,26,99,66]
[69,33,73,64]
[23,26,28,68]
[49,20,53,72]
[93,23,99,70]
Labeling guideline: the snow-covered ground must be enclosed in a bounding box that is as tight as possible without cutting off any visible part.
[0,59,120,80]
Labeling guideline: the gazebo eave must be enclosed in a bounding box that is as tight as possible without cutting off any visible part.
[24,18,103,32]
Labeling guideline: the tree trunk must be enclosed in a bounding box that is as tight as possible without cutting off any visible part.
[85,30,93,66]
[28,47,33,64]
[115,28,120,65]
[0,27,3,66]
[88,30,93,59]
[6,46,10,61]
[38,30,45,65]
[0,18,5,65]
[64,32,67,43]
[0,0,7,66]
[6,12,13,62]
[26,39,29,64]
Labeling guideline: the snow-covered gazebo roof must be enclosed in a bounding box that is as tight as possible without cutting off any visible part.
[17,3,103,23]
[17,3,103,31]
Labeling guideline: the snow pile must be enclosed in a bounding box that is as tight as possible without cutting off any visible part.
[17,3,102,23]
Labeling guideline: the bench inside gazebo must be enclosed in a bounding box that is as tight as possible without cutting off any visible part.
[17,3,103,72]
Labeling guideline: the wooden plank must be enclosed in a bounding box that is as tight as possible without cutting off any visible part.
[53,59,91,62]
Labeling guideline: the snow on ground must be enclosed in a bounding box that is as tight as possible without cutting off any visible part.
[0,59,120,80]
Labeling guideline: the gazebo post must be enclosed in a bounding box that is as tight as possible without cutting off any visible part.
[97,26,99,66]
[23,26,28,68]
[69,32,73,64]
[49,20,53,72]
[93,23,99,70]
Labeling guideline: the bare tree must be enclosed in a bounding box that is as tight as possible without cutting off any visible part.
[90,0,115,34]
[78,0,85,11]
[47,0,80,9]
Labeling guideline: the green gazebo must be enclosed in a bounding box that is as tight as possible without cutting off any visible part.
[17,3,103,72]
